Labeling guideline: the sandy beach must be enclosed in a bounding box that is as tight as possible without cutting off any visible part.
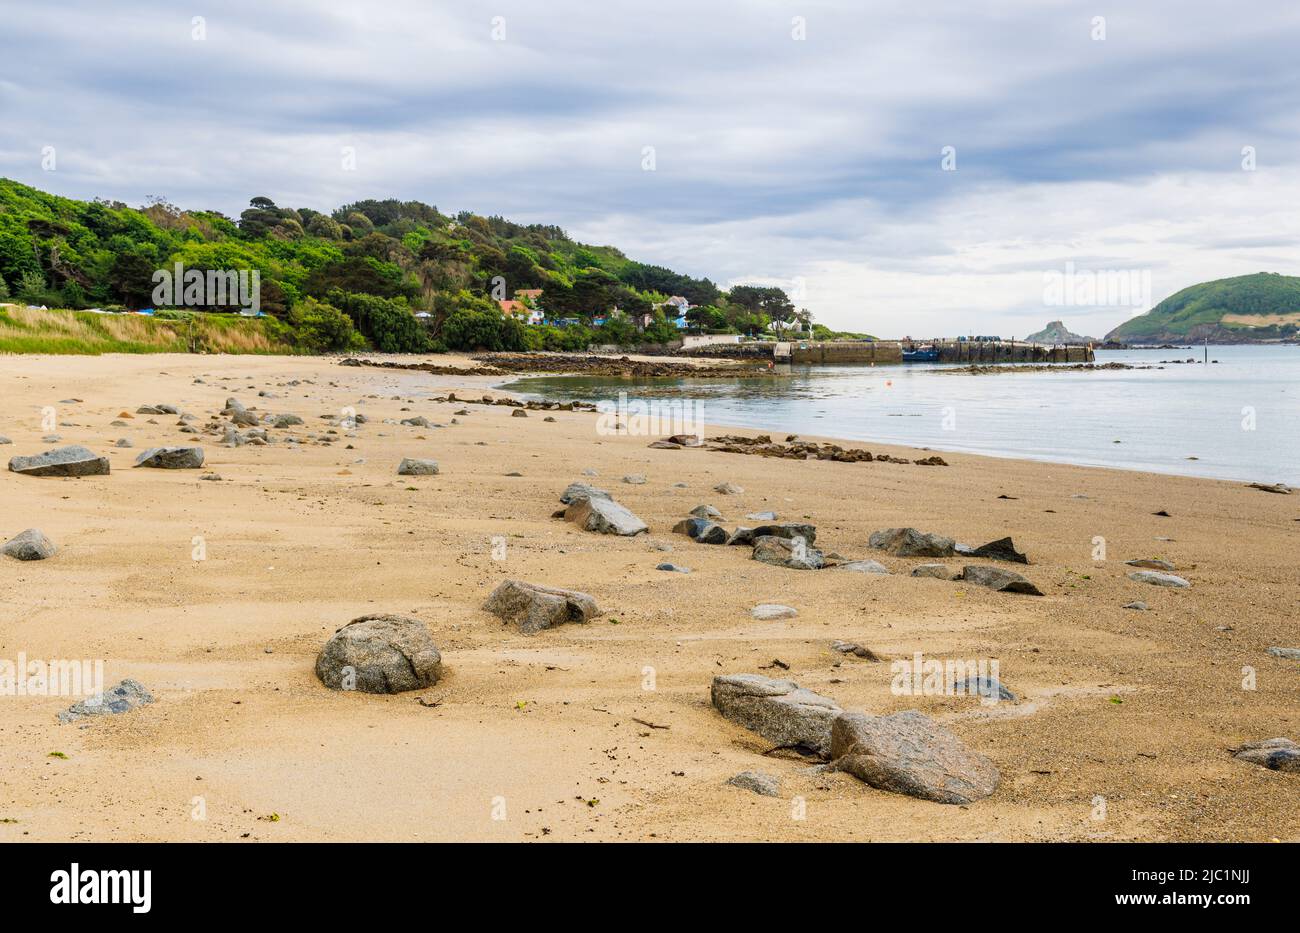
[0,352,1296,842]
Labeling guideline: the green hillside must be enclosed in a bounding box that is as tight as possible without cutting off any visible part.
[1105,272,1300,344]
[0,178,800,353]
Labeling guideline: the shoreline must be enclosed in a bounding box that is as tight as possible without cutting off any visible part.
[1,352,1295,842]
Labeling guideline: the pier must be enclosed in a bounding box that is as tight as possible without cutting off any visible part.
[777,339,1094,365]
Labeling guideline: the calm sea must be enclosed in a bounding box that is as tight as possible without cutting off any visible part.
[503,345,1300,485]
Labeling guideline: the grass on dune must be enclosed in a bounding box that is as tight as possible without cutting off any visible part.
[0,306,297,355]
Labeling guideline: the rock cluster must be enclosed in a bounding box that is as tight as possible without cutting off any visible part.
[711,674,999,804]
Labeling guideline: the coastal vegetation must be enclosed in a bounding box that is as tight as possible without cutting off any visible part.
[1106,272,1300,344]
[0,178,817,354]
[0,305,293,355]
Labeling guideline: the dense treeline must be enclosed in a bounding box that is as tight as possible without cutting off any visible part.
[0,178,826,353]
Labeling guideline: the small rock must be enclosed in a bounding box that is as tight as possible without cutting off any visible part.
[1122,601,1149,611]
[689,505,722,520]
[752,535,823,570]
[714,482,744,495]
[960,565,1043,595]
[869,527,955,558]
[560,482,610,504]
[564,496,648,536]
[911,563,956,580]
[952,675,1016,703]
[511,409,528,418]
[59,679,153,723]
[834,560,889,574]
[2,528,56,561]
[1128,570,1190,588]
[656,562,690,573]
[1126,558,1175,571]
[1265,647,1300,661]
[745,511,777,521]
[967,536,1028,564]
[751,604,798,620]
[115,438,133,448]
[1232,738,1299,773]
[622,473,647,485]
[667,434,704,447]
[397,458,439,475]
[8,445,110,477]
[671,518,728,544]
[134,446,204,469]
[737,522,816,546]
[726,771,781,797]
[830,640,881,661]
[482,580,599,633]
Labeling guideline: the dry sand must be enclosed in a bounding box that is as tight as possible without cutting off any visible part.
[0,352,1296,842]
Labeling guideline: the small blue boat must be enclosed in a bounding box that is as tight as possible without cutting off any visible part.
[902,345,939,362]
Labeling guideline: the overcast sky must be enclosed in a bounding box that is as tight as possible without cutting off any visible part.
[3,0,1299,336]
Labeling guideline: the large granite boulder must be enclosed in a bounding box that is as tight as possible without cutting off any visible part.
[2,528,56,561]
[483,579,599,634]
[8,445,110,477]
[869,527,955,558]
[961,565,1043,595]
[315,614,443,694]
[830,710,999,804]
[564,495,648,535]
[134,446,204,469]
[710,673,842,756]
[752,535,823,570]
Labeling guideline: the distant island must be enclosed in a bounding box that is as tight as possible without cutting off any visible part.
[1024,320,1096,345]
[1105,272,1300,344]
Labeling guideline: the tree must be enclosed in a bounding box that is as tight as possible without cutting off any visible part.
[440,306,526,351]
[326,289,430,353]
[289,296,365,352]
[728,285,795,326]
[107,254,156,307]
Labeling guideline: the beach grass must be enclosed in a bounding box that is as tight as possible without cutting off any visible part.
[0,306,297,355]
